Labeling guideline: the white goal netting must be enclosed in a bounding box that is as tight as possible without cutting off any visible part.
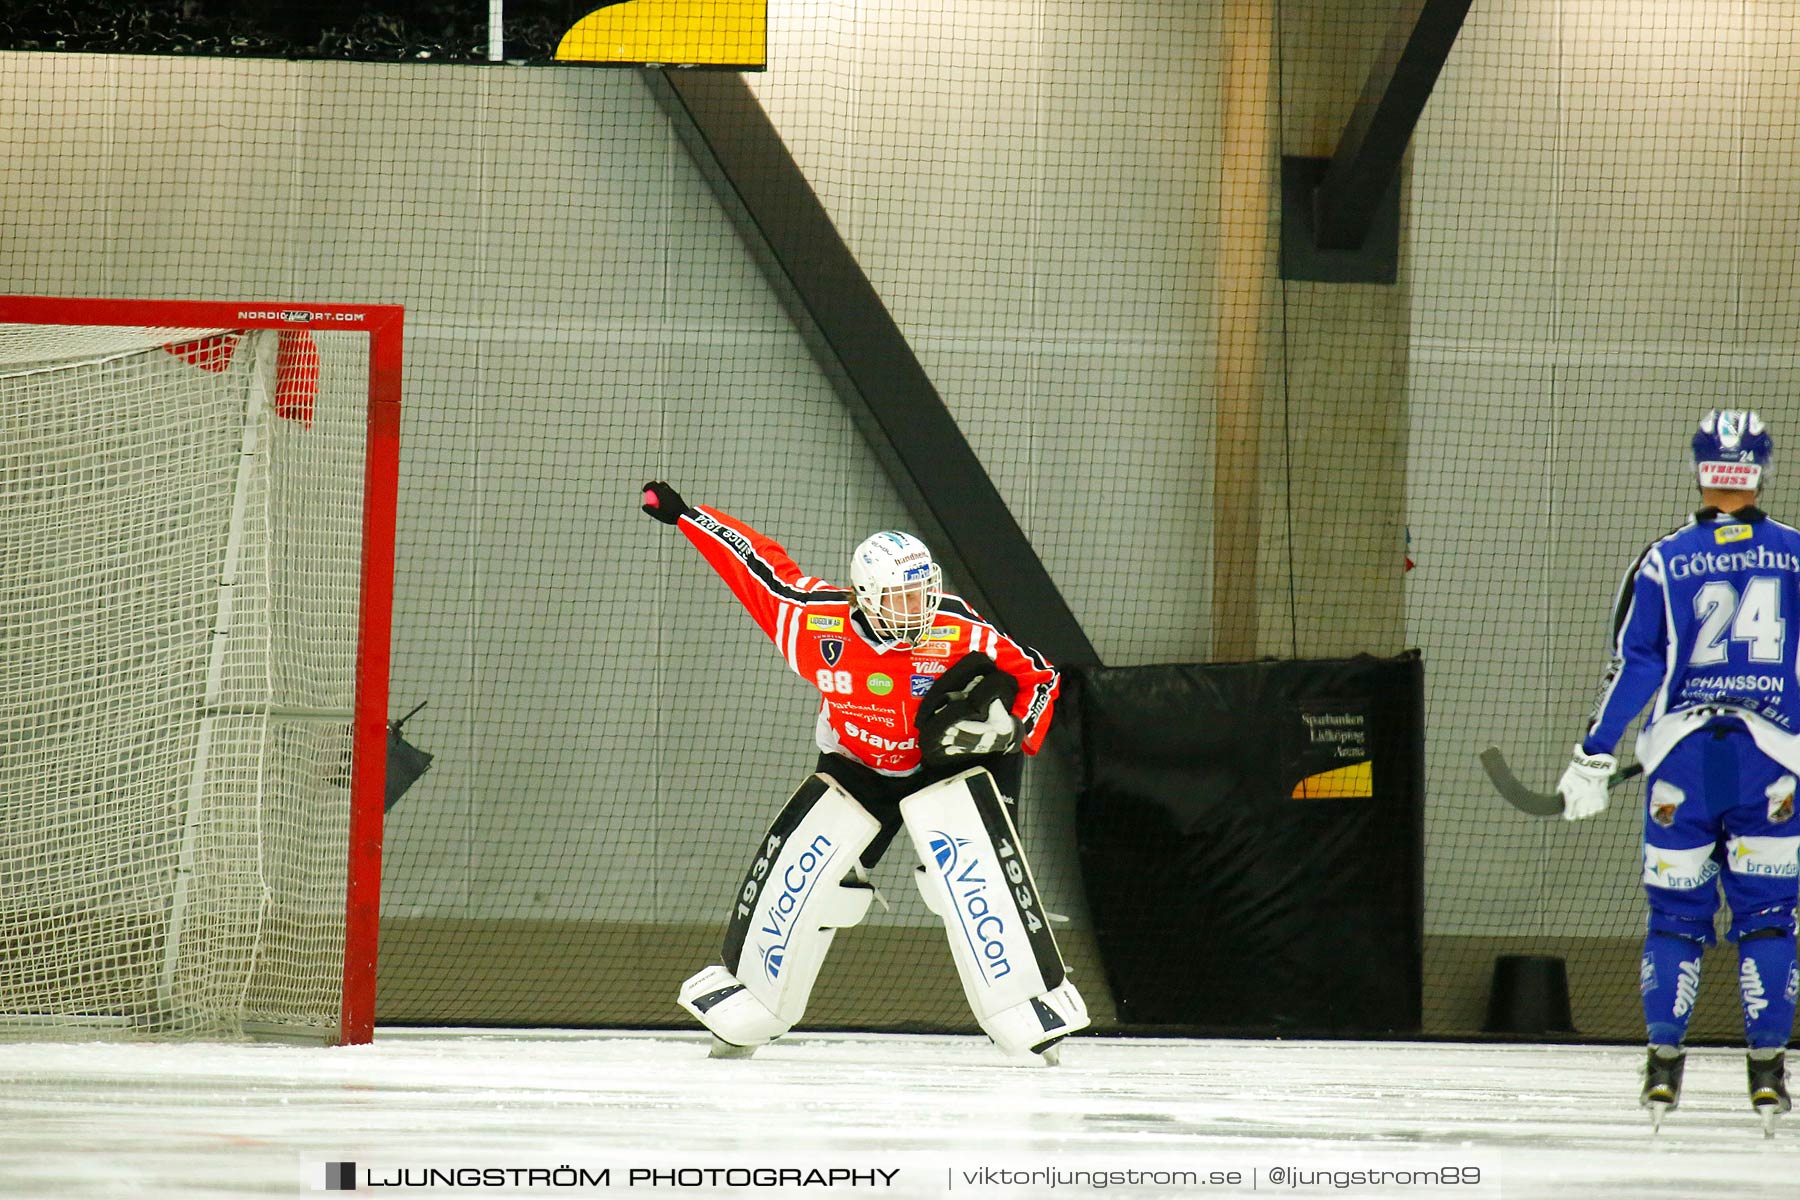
[0,322,371,1040]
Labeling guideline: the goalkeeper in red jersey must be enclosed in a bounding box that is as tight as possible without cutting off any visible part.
[642,481,1087,1063]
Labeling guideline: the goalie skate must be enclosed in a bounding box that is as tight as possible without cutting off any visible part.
[708,1035,758,1060]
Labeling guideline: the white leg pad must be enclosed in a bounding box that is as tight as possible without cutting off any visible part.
[676,774,880,1048]
[677,964,789,1049]
[980,979,1090,1060]
[901,767,1090,1057]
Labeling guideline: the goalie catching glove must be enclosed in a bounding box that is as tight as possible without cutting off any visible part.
[932,698,1019,759]
[915,652,1022,765]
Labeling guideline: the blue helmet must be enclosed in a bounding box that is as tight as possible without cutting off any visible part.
[1693,410,1772,491]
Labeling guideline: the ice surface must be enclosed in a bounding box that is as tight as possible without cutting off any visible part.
[0,1030,1788,1198]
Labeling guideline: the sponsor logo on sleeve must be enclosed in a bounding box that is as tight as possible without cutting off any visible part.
[806,614,845,631]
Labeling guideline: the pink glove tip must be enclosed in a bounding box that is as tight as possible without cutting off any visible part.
[643,490,658,507]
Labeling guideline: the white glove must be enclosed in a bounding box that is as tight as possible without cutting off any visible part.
[933,698,1021,758]
[1556,745,1615,821]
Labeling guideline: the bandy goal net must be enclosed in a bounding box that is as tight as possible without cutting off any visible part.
[0,297,401,1044]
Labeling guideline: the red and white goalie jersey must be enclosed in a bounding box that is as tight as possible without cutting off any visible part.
[676,505,1059,776]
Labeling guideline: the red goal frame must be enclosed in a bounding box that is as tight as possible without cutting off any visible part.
[0,295,402,1045]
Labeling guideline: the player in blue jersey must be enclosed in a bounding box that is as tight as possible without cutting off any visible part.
[1559,410,1799,1135]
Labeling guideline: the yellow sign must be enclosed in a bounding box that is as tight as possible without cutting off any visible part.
[1290,760,1373,800]
[1715,523,1753,544]
[556,0,766,68]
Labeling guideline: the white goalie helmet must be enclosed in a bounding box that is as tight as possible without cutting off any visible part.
[849,530,942,645]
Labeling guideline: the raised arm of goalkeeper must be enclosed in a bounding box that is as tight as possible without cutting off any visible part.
[641,479,1059,760]
[641,480,835,643]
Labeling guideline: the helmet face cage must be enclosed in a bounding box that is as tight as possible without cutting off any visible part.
[849,531,943,645]
[1693,409,1773,492]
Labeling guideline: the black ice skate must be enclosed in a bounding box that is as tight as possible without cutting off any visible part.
[1641,1045,1685,1132]
[1748,1050,1790,1139]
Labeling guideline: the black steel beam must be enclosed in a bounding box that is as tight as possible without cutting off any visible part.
[644,68,1100,667]
[1280,154,1400,284]
[1314,0,1474,251]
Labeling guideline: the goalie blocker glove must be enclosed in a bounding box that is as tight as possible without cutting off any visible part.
[641,480,691,526]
